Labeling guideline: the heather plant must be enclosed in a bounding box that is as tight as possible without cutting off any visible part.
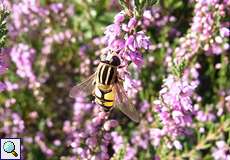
[0,0,230,160]
[0,3,9,91]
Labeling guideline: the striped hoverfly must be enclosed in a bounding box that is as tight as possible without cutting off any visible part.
[69,51,140,122]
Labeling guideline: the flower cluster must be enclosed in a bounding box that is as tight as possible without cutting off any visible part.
[40,29,74,69]
[142,7,177,31]
[10,44,37,86]
[192,0,229,55]
[0,3,9,92]
[104,11,151,68]
[9,0,47,38]
[154,75,197,145]
[34,132,54,157]
[64,97,120,159]
[212,140,230,160]
[0,51,9,91]
[0,108,24,137]
[100,11,151,101]
[175,0,229,62]
[8,0,74,38]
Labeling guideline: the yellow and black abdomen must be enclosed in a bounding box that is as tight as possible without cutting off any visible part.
[94,86,115,112]
[94,62,117,111]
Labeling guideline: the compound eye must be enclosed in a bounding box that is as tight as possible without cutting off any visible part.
[111,56,121,66]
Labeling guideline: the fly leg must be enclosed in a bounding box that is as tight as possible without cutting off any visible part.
[92,88,95,96]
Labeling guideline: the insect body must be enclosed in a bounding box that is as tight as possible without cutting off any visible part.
[69,52,139,122]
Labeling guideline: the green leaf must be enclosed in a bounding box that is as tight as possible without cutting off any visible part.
[197,143,212,150]
[146,0,159,6]
[111,148,125,160]
[119,0,128,10]
[0,7,9,48]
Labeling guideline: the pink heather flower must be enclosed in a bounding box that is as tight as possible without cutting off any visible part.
[131,131,149,149]
[9,0,47,37]
[125,35,136,51]
[220,27,229,37]
[29,111,38,119]
[0,109,24,137]
[154,156,161,160]
[191,0,228,55]
[35,132,54,157]
[128,17,138,30]
[124,147,137,160]
[103,120,118,131]
[0,52,9,75]
[140,100,150,113]
[143,10,152,20]
[129,51,144,67]
[103,13,150,70]
[196,110,216,122]
[104,24,121,44]
[0,50,10,92]
[142,7,176,29]
[4,80,19,91]
[111,131,124,152]
[10,44,36,82]
[174,0,229,61]
[114,12,125,24]
[122,23,130,32]
[49,3,63,13]
[136,31,151,50]
[53,139,61,146]
[110,39,125,52]
[154,75,197,140]
[212,141,230,160]
[125,33,151,51]
[4,98,16,108]
[0,82,6,92]
[64,97,119,158]
[149,128,163,147]
[173,140,183,150]
[86,137,97,149]
[122,74,142,98]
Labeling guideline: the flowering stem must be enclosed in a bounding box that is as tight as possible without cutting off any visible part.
[0,5,9,48]
[177,121,229,159]
[125,0,131,10]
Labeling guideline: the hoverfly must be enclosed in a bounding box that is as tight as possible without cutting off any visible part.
[69,51,140,122]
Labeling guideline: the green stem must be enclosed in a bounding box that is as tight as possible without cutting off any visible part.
[178,122,229,159]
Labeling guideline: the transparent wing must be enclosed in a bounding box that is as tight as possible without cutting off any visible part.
[69,73,96,98]
[114,82,140,122]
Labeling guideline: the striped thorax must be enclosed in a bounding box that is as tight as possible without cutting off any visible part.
[96,62,117,85]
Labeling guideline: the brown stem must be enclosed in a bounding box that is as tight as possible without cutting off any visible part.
[125,0,131,10]
[124,0,133,17]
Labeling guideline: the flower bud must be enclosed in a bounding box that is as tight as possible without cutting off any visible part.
[114,12,125,24]
[220,27,229,37]
[86,137,97,149]
[103,120,118,131]
[173,140,183,150]
[128,17,138,30]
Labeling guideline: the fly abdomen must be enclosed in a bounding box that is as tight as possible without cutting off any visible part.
[94,86,115,111]
[95,97,113,112]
